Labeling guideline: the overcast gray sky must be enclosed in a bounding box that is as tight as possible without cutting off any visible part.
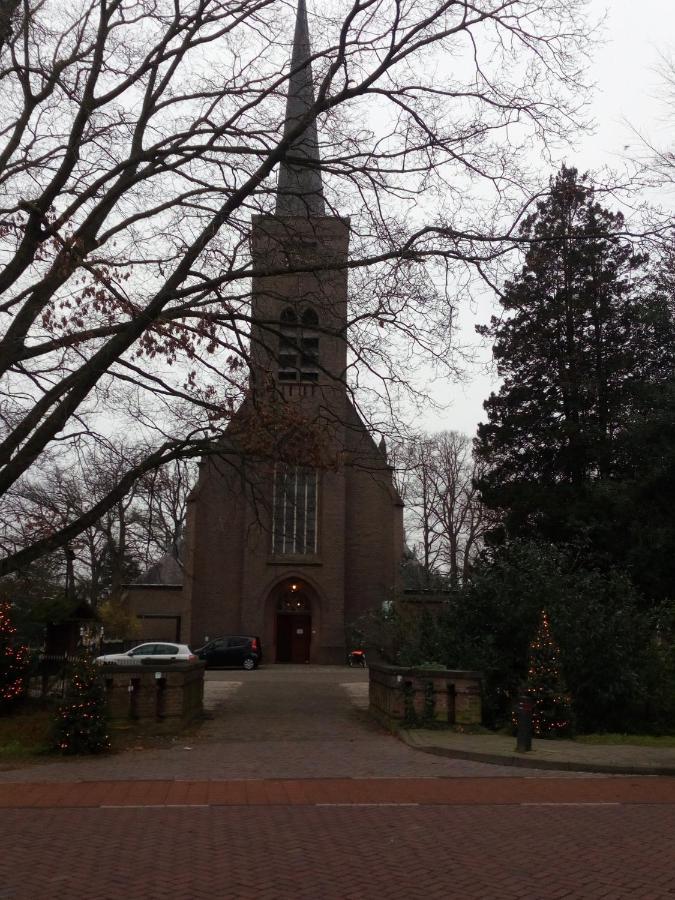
[421,0,675,440]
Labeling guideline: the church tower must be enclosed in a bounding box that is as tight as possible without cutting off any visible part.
[182,0,404,663]
[249,0,349,409]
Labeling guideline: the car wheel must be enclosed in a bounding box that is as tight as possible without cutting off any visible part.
[242,657,256,671]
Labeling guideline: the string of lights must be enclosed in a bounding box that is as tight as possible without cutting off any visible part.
[524,610,574,738]
[0,602,29,707]
[53,656,110,755]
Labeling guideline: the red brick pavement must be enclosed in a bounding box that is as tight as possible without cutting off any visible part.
[3,671,674,897]
[1,776,675,808]
[2,801,674,899]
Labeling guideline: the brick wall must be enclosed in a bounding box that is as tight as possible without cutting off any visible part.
[124,586,188,642]
[101,660,204,726]
[369,662,482,728]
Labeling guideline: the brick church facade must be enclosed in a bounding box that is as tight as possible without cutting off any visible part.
[127,0,404,663]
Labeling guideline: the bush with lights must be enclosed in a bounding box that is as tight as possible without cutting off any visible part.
[0,601,30,710]
[52,656,110,755]
[524,609,574,738]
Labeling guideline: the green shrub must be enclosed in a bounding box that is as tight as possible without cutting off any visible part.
[357,542,675,734]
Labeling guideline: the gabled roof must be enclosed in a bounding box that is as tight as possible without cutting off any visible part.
[134,551,183,586]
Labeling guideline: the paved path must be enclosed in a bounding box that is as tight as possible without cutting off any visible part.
[1,666,572,781]
[2,666,675,898]
[403,725,675,774]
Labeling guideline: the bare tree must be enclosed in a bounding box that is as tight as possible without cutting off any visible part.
[2,443,148,601]
[0,0,593,576]
[136,459,195,568]
[432,431,488,585]
[647,52,675,187]
[399,430,488,586]
[2,445,196,600]
[398,434,444,584]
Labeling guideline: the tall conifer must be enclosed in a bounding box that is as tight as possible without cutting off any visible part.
[475,167,675,604]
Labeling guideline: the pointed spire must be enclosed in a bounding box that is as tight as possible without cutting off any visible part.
[276,0,325,216]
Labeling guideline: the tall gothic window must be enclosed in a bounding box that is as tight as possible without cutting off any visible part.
[272,465,318,554]
[278,306,319,382]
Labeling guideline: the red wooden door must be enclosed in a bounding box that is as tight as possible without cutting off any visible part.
[290,615,311,663]
[275,614,293,662]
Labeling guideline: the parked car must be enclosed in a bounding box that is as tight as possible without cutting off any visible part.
[195,636,262,670]
[95,643,197,664]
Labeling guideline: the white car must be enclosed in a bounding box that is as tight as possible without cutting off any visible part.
[95,642,197,664]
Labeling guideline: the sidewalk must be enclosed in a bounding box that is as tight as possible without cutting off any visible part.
[400,728,675,775]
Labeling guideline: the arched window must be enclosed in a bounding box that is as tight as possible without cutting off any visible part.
[272,465,318,555]
[278,307,299,380]
[280,307,297,325]
[278,306,319,382]
[301,307,318,327]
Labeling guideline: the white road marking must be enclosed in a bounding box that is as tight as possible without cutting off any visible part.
[520,802,622,807]
[99,804,210,809]
[315,802,420,807]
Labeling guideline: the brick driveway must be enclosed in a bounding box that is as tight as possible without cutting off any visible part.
[0,666,429,782]
[2,666,675,898]
[0,666,587,782]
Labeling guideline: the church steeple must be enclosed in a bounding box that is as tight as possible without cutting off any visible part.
[276,0,325,216]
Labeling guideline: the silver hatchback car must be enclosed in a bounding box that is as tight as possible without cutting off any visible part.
[95,642,197,664]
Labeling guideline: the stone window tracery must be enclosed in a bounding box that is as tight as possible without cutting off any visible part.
[272,464,318,555]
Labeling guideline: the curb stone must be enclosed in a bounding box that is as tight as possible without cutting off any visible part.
[398,730,675,776]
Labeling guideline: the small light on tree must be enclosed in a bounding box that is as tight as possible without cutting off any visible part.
[52,656,110,755]
[524,609,573,738]
[0,601,29,709]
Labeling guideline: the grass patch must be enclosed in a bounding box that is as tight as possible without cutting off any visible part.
[450,724,494,735]
[576,733,675,748]
[0,702,54,760]
[1,701,206,765]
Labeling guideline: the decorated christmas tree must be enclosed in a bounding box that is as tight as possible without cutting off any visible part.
[0,601,29,709]
[52,656,110,754]
[525,610,573,737]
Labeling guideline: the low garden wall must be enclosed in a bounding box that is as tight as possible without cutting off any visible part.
[100,659,205,727]
[369,662,482,729]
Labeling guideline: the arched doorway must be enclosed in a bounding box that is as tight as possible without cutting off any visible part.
[275,581,312,663]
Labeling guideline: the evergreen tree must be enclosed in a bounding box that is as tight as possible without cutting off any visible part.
[525,610,573,737]
[0,601,29,709]
[476,167,675,603]
[52,656,110,755]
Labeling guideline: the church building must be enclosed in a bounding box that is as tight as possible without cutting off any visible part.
[127,0,405,664]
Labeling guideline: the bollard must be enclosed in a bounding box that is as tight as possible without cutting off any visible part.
[156,673,167,719]
[516,693,533,752]
[129,677,141,720]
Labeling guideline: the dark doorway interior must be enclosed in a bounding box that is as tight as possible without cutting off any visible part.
[276,613,311,663]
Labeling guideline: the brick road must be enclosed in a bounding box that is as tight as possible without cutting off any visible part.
[2,667,675,898]
[2,776,675,808]
[2,799,674,899]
